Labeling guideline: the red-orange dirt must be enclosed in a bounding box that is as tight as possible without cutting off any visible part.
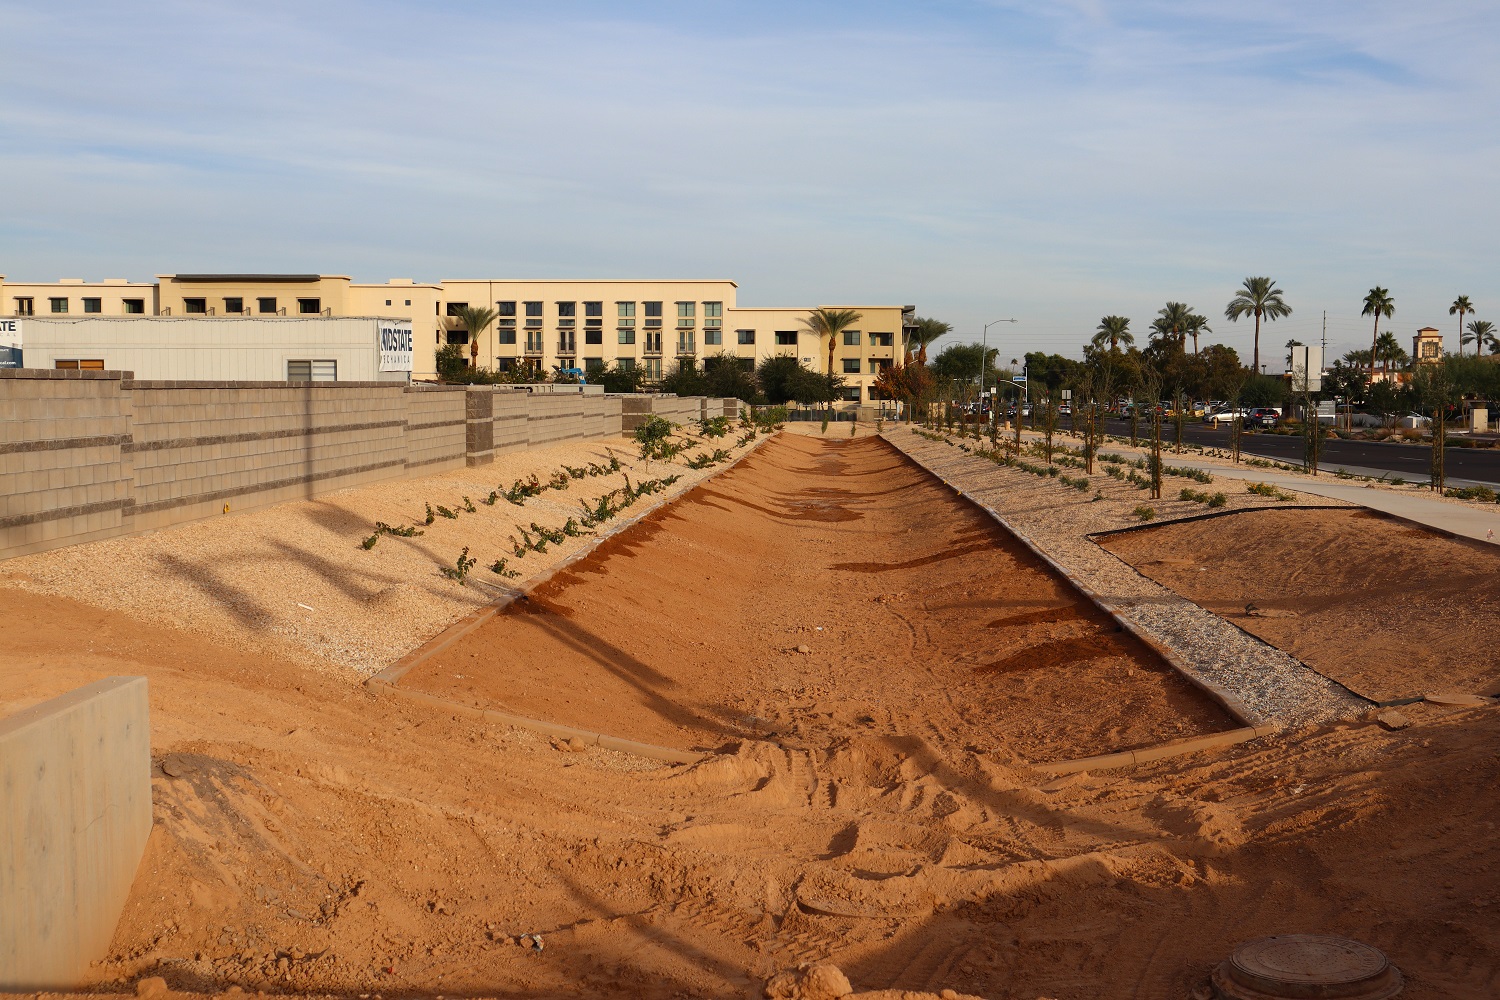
[1,434,1498,1000]
[1098,506,1500,702]
[402,434,1235,763]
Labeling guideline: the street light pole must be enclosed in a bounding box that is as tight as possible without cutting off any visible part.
[979,318,1018,417]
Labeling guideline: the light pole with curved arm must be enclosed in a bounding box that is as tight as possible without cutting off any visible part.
[979,318,1018,418]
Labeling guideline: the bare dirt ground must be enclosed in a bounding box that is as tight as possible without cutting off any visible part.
[4,433,1500,999]
[1099,507,1500,702]
[403,434,1233,764]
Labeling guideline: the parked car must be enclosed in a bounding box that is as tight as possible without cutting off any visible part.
[1246,407,1281,428]
[1204,407,1250,425]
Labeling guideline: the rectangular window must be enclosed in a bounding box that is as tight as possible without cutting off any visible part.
[644,301,662,318]
[584,301,603,318]
[584,357,605,374]
[869,359,890,375]
[54,359,105,370]
[617,358,636,372]
[497,301,517,317]
[703,301,722,318]
[81,297,101,313]
[643,357,663,380]
[525,301,543,317]
[842,358,861,374]
[843,330,860,346]
[297,298,321,314]
[404,299,411,306]
[446,330,469,345]
[676,301,695,318]
[287,359,337,381]
[841,386,862,402]
[122,298,144,314]
[704,329,722,346]
[775,331,797,346]
[557,301,575,317]
[869,332,894,347]
[257,297,277,314]
[446,301,469,316]
[223,297,243,314]
[385,299,392,306]
[617,301,636,318]
[50,297,70,314]
[497,328,517,345]
[737,329,756,345]
[15,297,34,316]
[618,328,637,345]
[585,329,602,345]
[183,298,206,315]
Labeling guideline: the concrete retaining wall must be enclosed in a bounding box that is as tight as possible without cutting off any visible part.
[1,369,716,561]
[0,677,152,991]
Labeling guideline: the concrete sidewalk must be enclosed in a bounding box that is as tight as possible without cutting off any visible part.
[1159,456,1500,544]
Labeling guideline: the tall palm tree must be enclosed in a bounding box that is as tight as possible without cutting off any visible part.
[1155,302,1194,350]
[1091,315,1133,352]
[1374,330,1407,375]
[800,307,864,378]
[1184,312,1212,356]
[1361,287,1395,381]
[906,316,951,364]
[1451,295,1475,355]
[1465,318,1498,355]
[454,304,498,368]
[1225,277,1292,374]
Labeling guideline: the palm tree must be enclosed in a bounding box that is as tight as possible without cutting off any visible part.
[1466,318,1498,355]
[1225,277,1292,374]
[1091,315,1133,352]
[906,316,951,364]
[1361,287,1395,381]
[1155,302,1193,350]
[454,304,498,367]
[1184,312,1212,355]
[1374,330,1407,375]
[800,307,864,379]
[1450,295,1475,356]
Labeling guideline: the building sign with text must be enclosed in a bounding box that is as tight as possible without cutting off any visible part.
[0,318,20,368]
[378,320,413,372]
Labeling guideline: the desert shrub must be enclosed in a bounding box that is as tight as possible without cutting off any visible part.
[440,547,477,584]
[1446,485,1499,502]
[1134,505,1156,521]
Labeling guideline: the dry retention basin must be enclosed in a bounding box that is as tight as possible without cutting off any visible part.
[400,434,1237,764]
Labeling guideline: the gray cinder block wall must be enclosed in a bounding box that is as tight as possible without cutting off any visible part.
[0,369,728,561]
[0,677,152,991]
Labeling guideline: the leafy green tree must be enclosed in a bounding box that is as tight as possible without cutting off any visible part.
[1463,318,1497,355]
[594,361,645,394]
[1225,277,1293,374]
[453,305,498,368]
[659,358,707,397]
[931,343,1000,383]
[800,308,863,379]
[1091,315,1134,352]
[702,352,759,403]
[1361,287,1396,381]
[1450,295,1475,355]
[756,355,841,404]
[436,344,471,381]
[1240,373,1286,407]
[906,317,951,362]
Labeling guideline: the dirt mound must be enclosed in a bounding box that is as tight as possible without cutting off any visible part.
[1099,507,1500,700]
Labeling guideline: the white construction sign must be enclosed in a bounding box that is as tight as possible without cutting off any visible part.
[378,320,414,373]
[0,318,20,368]
[1289,344,1323,392]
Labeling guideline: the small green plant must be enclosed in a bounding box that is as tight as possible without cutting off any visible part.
[698,415,731,438]
[1177,487,1224,506]
[481,491,500,505]
[1246,482,1296,501]
[440,547,477,585]
[563,464,588,479]
[1207,491,1227,508]
[361,533,379,549]
[1134,505,1156,521]
[462,496,477,513]
[1446,485,1499,502]
[562,517,590,537]
[435,504,458,519]
[531,521,566,545]
[1389,476,1406,486]
[821,416,830,435]
[548,471,571,491]
[490,558,521,579]
[875,418,884,432]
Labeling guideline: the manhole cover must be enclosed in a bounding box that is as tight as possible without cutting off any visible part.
[1211,934,1402,999]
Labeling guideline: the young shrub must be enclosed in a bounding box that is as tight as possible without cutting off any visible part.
[1134,505,1156,521]
[440,547,477,585]
[462,496,477,513]
[1207,492,1228,508]
[424,503,436,526]
[436,504,458,519]
[490,558,521,579]
[361,534,379,550]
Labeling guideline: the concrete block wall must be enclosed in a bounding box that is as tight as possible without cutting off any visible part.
[0,369,690,560]
[0,370,136,560]
[128,382,410,531]
[404,386,466,473]
[0,677,152,991]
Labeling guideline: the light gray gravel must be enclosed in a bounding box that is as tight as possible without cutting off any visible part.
[884,428,1368,727]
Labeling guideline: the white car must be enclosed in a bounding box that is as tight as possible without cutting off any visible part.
[1204,407,1250,426]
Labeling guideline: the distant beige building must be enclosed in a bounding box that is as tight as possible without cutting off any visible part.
[1413,326,1443,363]
[1,273,915,404]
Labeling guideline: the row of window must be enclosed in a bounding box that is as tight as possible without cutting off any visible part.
[15,297,148,315]
[180,297,322,316]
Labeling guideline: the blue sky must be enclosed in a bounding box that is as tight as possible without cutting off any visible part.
[3,1,1498,366]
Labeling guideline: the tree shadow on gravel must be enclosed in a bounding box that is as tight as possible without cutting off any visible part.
[155,553,276,630]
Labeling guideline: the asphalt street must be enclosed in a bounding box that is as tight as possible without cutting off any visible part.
[1093,418,1500,486]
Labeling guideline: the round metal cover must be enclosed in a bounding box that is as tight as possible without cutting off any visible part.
[1212,934,1402,999]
